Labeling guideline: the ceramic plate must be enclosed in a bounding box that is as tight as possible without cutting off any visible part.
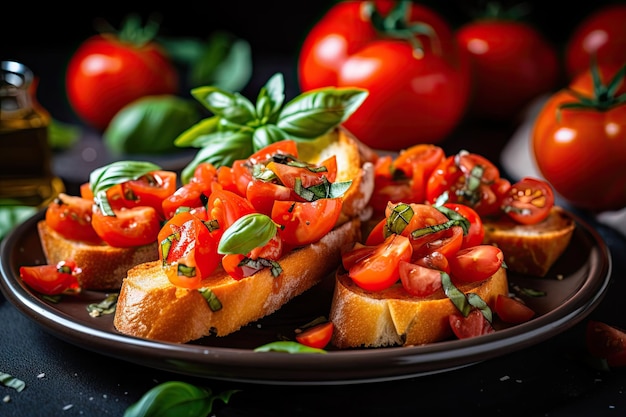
[0,210,612,385]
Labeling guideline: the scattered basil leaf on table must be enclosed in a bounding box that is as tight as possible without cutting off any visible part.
[123,381,238,417]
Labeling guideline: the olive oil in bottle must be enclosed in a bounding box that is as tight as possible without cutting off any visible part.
[0,60,63,206]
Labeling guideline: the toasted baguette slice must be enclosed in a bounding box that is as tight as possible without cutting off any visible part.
[482,206,575,277]
[37,220,158,290]
[114,217,361,343]
[329,267,508,348]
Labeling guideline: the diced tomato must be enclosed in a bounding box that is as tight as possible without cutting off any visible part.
[162,182,210,220]
[296,322,334,349]
[158,211,220,289]
[586,320,626,367]
[449,309,495,339]
[45,194,102,244]
[442,203,484,248]
[341,243,377,271]
[414,251,450,274]
[398,260,442,297]
[494,294,536,324]
[266,155,337,189]
[272,198,342,247]
[207,188,257,241]
[347,234,412,291]
[19,260,81,295]
[448,245,504,283]
[119,170,177,219]
[246,180,294,216]
[91,205,161,248]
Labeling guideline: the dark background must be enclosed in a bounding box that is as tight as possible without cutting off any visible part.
[2,0,619,125]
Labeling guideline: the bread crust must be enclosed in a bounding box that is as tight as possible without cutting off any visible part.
[114,217,362,343]
[37,220,158,290]
[482,206,575,277]
[329,268,508,348]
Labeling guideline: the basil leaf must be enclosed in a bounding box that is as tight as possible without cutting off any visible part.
[0,371,26,392]
[218,213,277,255]
[386,203,414,237]
[173,116,222,148]
[191,86,255,124]
[89,161,161,197]
[253,341,328,354]
[277,88,368,139]
[123,381,237,417]
[257,72,285,121]
[189,31,252,93]
[441,272,471,317]
[181,131,254,183]
[467,293,493,323]
[252,124,290,151]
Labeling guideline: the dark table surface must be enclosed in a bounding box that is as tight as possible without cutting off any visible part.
[3,3,626,415]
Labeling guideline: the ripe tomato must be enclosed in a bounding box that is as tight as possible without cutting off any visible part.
[494,294,535,324]
[370,144,445,212]
[19,260,81,295]
[272,198,342,247]
[426,151,511,217]
[347,234,412,292]
[501,177,554,225]
[449,309,495,339]
[586,320,626,367]
[158,211,220,289]
[532,64,626,211]
[456,15,559,120]
[565,4,626,79]
[162,182,211,220]
[296,322,334,349]
[91,205,161,248]
[442,203,484,248]
[66,22,178,131]
[246,181,293,216]
[448,245,503,283]
[207,188,256,241]
[298,1,470,149]
[117,170,177,219]
[45,194,102,244]
[398,260,442,297]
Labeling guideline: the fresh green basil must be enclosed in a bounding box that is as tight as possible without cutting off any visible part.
[253,341,328,354]
[89,161,161,216]
[123,381,238,417]
[0,371,26,392]
[181,130,254,183]
[103,95,200,155]
[218,213,277,255]
[385,203,414,237]
[276,87,368,139]
[174,72,368,183]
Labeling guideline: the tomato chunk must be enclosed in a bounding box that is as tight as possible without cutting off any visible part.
[296,322,334,349]
[494,294,535,324]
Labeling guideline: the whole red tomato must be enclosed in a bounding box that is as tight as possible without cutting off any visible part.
[456,10,560,121]
[532,64,626,212]
[298,1,470,150]
[565,4,626,79]
[66,18,178,131]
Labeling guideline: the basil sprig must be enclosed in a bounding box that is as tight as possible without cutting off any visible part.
[89,161,161,216]
[175,72,368,183]
[123,381,238,417]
